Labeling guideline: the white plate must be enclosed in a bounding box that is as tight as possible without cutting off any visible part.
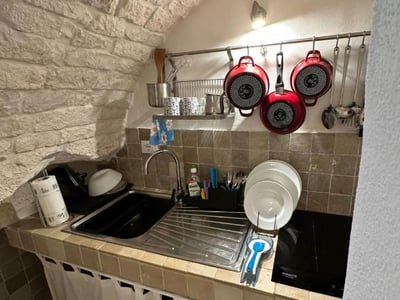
[244,180,294,230]
[248,160,302,198]
[245,168,300,208]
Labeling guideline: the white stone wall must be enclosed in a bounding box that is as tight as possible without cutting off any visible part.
[0,0,202,222]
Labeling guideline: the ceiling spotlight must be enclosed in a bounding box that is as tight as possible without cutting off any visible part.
[251,1,267,29]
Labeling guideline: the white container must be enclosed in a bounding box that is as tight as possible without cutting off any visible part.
[163,97,181,116]
[30,176,69,227]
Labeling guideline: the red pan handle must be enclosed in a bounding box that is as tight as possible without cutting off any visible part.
[306,50,321,61]
[238,56,255,66]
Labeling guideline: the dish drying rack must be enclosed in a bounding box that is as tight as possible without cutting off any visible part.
[172,78,224,98]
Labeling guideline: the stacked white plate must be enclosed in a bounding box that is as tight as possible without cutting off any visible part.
[244,160,302,230]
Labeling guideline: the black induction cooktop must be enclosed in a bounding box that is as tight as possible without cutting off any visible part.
[272,210,353,298]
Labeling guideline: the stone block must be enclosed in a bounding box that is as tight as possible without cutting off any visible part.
[0,24,64,65]
[46,67,136,91]
[117,0,156,26]
[80,0,120,14]
[87,13,125,37]
[71,29,114,50]
[0,61,46,90]
[145,7,176,33]
[113,39,152,63]
[0,1,76,39]
[0,91,21,117]
[15,132,60,153]
[125,23,165,47]
[64,49,143,75]
[59,124,97,144]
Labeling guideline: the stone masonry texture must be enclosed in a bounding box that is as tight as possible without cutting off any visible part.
[0,0,203,222]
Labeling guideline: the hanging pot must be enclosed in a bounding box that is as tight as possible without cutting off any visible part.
[224,56,269,117]
[290,50,333,106]
[260,52,306,134]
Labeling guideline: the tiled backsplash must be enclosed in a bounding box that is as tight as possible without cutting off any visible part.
[0,229,51,300]
[116,129,361,216]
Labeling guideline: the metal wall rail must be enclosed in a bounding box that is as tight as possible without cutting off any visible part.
[165,30,371,58]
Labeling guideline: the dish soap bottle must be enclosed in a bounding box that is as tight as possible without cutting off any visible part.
[187,164,201,197]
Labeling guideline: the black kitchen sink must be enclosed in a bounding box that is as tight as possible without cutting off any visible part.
[72,191,174,239]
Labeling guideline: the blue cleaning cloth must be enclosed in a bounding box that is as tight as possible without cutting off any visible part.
[149,117,175,145]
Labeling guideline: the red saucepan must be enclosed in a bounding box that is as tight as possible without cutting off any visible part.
[260,52,306,134]
[290,50,333,106]
[224,56,269,117]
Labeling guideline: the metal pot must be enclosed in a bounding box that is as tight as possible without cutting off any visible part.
[224,56,269,117]
[290,50,333,106]
[205,93,231,114]
[260,52,306,134]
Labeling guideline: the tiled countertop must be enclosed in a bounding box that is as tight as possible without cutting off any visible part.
[4,215,339,300]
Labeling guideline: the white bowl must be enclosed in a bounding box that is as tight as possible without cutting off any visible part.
[244,180,294,230]
[88,169,123,197]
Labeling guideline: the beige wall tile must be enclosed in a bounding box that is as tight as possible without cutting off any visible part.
[232,149,249,168]
[139,128,150,141]
[119,257,141,283]
[140,263,164,289]
[308,173,330,192]
[307,192,329,213]
[298,172,309,191]
[198,147,214,164]
[232,131,249,150]
[249,150,269,168]
[100,252,120,276]
[249,132,268,150]
[311,154,333,173]
[64,242,83,266]
[289,133,312,153]
[187,262,218,278]
[213,131,232,149]
[5,229,22,249]
[215,268,242,285]
[187,275,215,300]
[269,151,289,162]
[171,129,183,146]
[289,153,311,172]
[297,191,308,210]
[118,246,145,260]
[19,231,34,252]
[213,149,232,166]
[330,175,354,195]
[243,288,274,300]
[126,128,139,144]
[164,257,189,272]
[269,134,289,152]
[127,143,142,158]
[183,146,199,163]
[182,130,198,147]
[198,130,213,147]
[80,246,100,270]
[46,238,66,261]
[32,235,49,256]
[309,291,339,299]
[275,283,309,300]
[164,269,188,297]
[328,194,353,216]
[141,252,167,266]
[334,134,361,155]
[253,268,275,295]
[214,281,243,300]
[312,134,335,154]
[333,155,358,176]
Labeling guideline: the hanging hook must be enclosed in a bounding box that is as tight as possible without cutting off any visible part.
[226,47,234,68]
[335,34,340,48]
[312,36,316,52]
[279,41,283,52]
[246,45,250,56]
[361,31,366,46]
[347,32,351,47]
[260,44,267,56]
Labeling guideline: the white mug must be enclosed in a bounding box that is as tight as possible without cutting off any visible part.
[163,97,181,116]
[180,97,199,116]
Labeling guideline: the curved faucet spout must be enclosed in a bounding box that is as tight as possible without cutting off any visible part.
[144,149,184,202]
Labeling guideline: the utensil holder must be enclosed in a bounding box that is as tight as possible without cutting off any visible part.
[182,186,242,211]
[147,83,171,107]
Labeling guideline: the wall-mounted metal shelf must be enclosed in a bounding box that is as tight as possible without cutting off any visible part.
[152,113,234,120]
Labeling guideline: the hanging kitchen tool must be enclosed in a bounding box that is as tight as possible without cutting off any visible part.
[321,40,340,129]
[260,51,306,134]
[350,38,367,134]
[290,38,333,106]
[224,55,269,117]
[334,38,354,121]
[154,48,166,83]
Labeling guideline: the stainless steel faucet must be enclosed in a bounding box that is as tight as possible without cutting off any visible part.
[144,149,184,203]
